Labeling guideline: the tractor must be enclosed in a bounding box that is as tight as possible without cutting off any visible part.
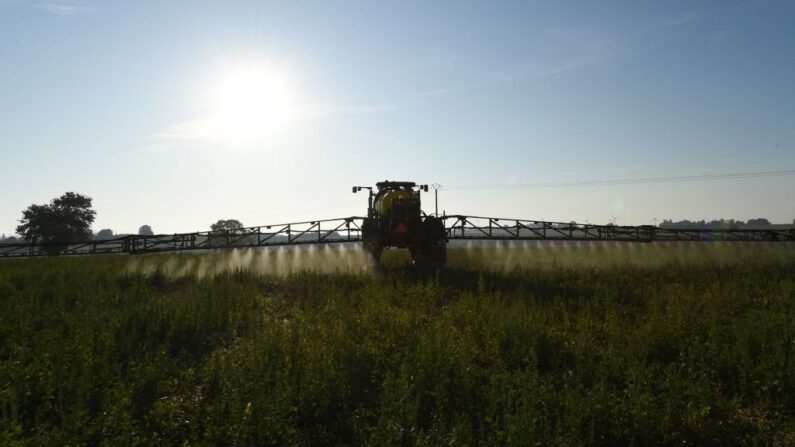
[353,181,447,269]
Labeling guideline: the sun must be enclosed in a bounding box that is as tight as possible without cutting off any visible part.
[210,65,297,142]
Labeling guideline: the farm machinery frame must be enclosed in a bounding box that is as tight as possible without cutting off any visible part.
[1,180,793,267]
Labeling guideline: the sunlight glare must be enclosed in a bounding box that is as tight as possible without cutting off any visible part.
[210,65,297,142]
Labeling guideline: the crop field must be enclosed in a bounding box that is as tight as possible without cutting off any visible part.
[1,243,795,445]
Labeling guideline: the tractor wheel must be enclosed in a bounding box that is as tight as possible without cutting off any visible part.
[409,245,427,271]
[422,215,446,240]
[365,244,383,266]
[425,243,447,269]
[410,243,447,273]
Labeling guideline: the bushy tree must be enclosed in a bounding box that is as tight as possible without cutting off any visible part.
[138,225,154,236]
[1,235,17,243]
[210,219,252,247]
[95,229,114,240]
[211,219,244,232]
[17,192,96,254]
[747,218,771,227]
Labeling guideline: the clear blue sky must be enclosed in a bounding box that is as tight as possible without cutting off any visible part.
[1,0,794,235]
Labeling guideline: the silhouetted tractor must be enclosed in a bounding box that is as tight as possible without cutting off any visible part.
[353,181,447,269]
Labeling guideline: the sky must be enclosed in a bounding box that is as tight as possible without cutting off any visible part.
[1,0,794,236]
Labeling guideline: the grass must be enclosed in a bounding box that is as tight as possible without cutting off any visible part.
[1,243,794,445]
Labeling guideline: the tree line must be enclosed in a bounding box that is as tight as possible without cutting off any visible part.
[659,218,782,229]
[0,192,246,250]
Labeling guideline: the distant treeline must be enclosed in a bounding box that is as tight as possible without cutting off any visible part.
[659,218,793,229]
[0,231,131,243]
[0,227,145,244]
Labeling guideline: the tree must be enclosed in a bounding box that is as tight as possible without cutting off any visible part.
[95,229,114,240]
[17,192,96,254]
[138,225,154,236]
[211,219,244,232]
[746,218,771,227]
[209,219,251,247]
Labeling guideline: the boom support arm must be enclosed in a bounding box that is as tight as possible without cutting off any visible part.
[1,215,792,258]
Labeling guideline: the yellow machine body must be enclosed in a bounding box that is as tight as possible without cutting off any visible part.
[374,190,419,217]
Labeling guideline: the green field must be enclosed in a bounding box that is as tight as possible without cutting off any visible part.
[2,243,795,445]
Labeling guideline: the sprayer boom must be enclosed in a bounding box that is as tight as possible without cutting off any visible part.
[1,215,791,259]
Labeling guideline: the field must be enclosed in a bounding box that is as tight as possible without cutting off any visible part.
[1,242,795,445]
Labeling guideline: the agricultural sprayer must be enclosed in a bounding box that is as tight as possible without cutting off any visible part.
[1,180,793,269]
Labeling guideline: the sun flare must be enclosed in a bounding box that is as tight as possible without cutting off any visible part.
[210,65,297,142]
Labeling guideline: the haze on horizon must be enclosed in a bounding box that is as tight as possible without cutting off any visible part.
[1,0,794,236]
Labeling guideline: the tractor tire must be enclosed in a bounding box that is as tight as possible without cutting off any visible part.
[410,243,447,272]
[425,243,447,269]
[365,244,383,266]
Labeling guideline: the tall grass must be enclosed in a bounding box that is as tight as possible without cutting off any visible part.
[1,244,794,445]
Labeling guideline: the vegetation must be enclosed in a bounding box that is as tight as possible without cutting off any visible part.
[1,243,794,445]
[659,217,780,229]
[0,235,17,244]
[15,192,96,254]
[94,229,114,240]
[211,219,245,232]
